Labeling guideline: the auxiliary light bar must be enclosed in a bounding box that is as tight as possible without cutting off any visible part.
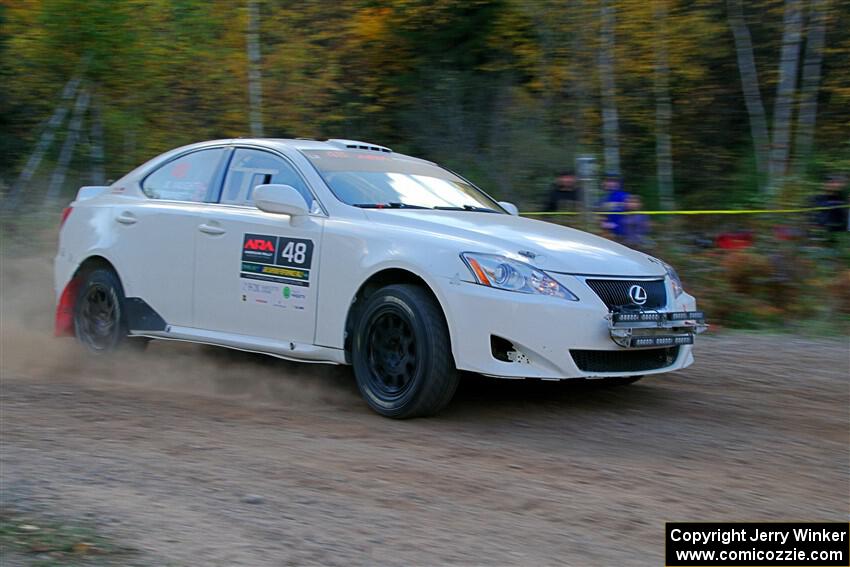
[611,310,705,325]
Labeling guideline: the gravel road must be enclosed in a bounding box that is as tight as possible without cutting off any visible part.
[1,252,848,566]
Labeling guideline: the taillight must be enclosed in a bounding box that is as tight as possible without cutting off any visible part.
[60,206,73,228]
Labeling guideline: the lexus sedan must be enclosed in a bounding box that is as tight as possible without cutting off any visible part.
[54,138,705,417]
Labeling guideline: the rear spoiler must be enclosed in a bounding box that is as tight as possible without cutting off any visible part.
[75,185,110,202]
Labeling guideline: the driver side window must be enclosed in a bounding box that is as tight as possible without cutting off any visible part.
[221,149,314,209]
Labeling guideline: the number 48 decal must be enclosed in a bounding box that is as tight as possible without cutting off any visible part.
[276,237,314,268]
[281,241,307,264]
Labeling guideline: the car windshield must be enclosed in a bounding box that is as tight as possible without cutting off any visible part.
[302,150,503,212]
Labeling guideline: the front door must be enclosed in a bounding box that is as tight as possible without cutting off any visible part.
[192,148,324,345]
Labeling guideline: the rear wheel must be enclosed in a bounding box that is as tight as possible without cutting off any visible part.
[352,284,458,418]
[74,268,141,354]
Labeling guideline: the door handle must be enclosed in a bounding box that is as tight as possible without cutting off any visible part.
[115,212,137,225]
[198,223,226,235]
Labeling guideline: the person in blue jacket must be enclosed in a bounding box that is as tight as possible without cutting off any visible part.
[599,173,629,237]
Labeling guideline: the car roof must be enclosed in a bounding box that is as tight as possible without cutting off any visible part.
[118,137,439,189]
[188,137,392,153]
[184,138,436,165]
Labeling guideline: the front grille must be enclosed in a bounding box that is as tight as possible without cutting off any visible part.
[585,278,666,309]
[570,347,680,373]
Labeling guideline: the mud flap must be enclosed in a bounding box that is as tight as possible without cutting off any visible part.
[54,277,80,337]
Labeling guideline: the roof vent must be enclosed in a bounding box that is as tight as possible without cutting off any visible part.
[326,139,392,153]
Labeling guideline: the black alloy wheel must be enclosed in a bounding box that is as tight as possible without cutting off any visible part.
[366,310,419,401]
[74,268,132,354]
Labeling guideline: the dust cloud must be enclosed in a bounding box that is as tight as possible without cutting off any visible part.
[0,230,359,410]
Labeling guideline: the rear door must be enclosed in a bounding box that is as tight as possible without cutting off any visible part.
[192,147,324,344]
[113,147,230,327]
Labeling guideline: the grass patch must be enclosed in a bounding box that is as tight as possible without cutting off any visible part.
[0,510,138,566]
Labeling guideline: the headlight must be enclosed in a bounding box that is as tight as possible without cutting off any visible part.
[661,260,684,298]
[460,253,579,300]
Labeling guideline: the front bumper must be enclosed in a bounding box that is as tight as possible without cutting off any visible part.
[439,273,701,380]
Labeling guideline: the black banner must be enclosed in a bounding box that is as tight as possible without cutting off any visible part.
[666,523,849,566]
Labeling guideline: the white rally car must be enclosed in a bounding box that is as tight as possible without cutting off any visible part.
[55,138,705,417]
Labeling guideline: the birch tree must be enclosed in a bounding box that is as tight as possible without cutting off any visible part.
[3,76,82,209]
[44,89,90,203]
[767,0,804,196]
[654,0,674,210]
[793,0,826,172]
[246,0,264,137]
[569,0,592,156]
[89,93,106,185]
[727,0,770,187]
[599,0,621,176]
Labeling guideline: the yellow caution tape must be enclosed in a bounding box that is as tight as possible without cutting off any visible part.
[522,204,850,216]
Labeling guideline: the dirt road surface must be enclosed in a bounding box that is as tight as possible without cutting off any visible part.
[1,248,849,566]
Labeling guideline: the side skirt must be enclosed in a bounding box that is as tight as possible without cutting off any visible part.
[132,325,347,365]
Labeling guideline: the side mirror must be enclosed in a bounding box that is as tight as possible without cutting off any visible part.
[499,201,520,216]
[253,184,309,217]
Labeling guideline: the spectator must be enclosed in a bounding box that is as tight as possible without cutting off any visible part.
[811,174,848,233]
[599,173,629,237]
[544,170,580,212]
[621,194,651,249]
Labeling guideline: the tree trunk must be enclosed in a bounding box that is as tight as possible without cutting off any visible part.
[246,0,264,137]
[654,0,675,210]
[488,81,515,202]
[90,93,106,185]
[727,0,770,187]
[598,0,621,176]
[2,76,82,209]
[768,0,804,197]
[44,89,90,203]
[793,0,826,173]
[569,0,591,155]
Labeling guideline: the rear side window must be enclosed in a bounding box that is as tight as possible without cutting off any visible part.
[221,148,314,209]
[142,148,228,202]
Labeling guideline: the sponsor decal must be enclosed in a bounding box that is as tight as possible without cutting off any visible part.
[242,233,277,264]
[172,161,191,179]
[239,234,314,310]
[244,238,275,252]
[240,280,308,310]
[241,262,310,285]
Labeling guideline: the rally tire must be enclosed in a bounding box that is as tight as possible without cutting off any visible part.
[73,268,140,354]
[352,284,459,418]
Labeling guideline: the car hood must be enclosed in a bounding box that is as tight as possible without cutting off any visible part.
[364,210,665,277]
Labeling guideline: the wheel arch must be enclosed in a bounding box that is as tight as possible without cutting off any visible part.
[73,255,120,280]
[343,267,452,361]
[55,255,124,337]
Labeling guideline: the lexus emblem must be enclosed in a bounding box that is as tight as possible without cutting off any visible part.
[628,284,648,305]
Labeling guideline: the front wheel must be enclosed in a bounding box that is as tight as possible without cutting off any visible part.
[352,284,458,418]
